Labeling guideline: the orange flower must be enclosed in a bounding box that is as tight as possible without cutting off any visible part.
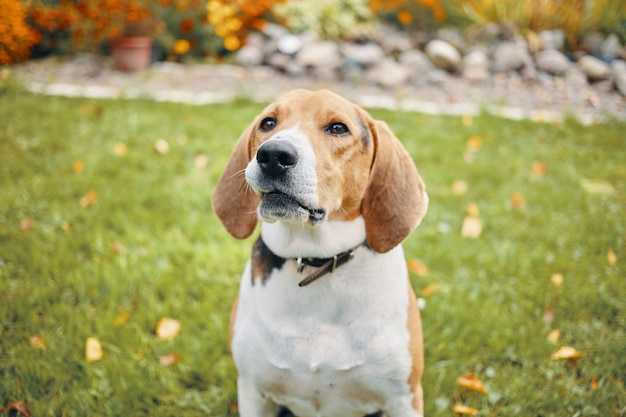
[173,38,191,54]
[223,35,240,51]
[397,10,413,25]
[179,16,195,33]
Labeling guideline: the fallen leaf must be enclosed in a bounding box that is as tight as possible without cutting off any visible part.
[466,135,482,151]
[29,334,45,349]
[461,114,473,127]
[194,154,209,169]
[591,375,599,391]
[62,222,71,233]
[551,346,582,360]
[547,329,560,345]
[73,160,85,173]
[451,180,468,195]
[461,217,482,238]
[79,190,97,208]
[580,178,615,195]
[456,373,487,394]
[1,401,31,417]
[86,337,103,362]
[113,143,128,156]
[607,249,617,266]
[159,352,180,366]
[551,273,564,287]
[114,311,129,326]
[452,404,478,415]
[111,241,124,253]
[20,218,33,232]
[155,139,170,154]
[466,203,480,217]
[156,318,181,340]
[510,192,526,209]
[407,259,429,276]
[531,161,548,177]
[421,283,439,298]
[543,308,556,323]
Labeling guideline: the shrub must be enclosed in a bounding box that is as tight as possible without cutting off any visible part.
[445,0,626,47]
[0,0,40,64]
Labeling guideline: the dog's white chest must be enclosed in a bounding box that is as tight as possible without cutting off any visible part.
[232,246,414,417]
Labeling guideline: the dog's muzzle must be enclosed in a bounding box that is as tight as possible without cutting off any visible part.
[249,140,325,224]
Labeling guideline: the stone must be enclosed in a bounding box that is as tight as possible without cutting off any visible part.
[236,44,264,67]
[375,26,413,54]
[462,49,489,81]
[492,41,526,72]
[437,28,466,53]
[611,60,626,96]
[578,55,611,80]
[565,67,589,89]
[535,49,571,75]
[425,39,461,71]
[277,34,302,55]
[538,29,565,51]
[600,34,623,60]
[365,58,410,88]
[399,49,434,75]
[579,31,604,54]
[341,42,385,67]
[297,41,341,67]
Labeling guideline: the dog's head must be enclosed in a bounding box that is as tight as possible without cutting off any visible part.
[212,89,427,253]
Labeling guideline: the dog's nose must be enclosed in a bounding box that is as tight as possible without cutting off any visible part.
[256,140,299,178]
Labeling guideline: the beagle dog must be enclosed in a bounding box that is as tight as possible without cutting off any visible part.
[212,89,428,417]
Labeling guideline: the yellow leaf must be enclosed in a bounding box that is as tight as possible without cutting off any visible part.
[421,283,439,298]
[607,249,617,266]
[114,311,129,326]
[194,154,209,169]
[461,217,482,238]
[591,375,599,391]
[29,334,46,349]
[466,203,480,217]
[531,161,548,177]
[456,373,487,394]
[73,160,85,173]
[547,329,560,345]
[86,337,103,362]
[155,139,170,154]
[159,352,180,366]
[551,273,564,287]
[113,143,128,156]
[510,192,526,209]
[79,190,97,208]
[451,180,468,195]
[452,404,478,415]
[466,135,482,151]
[461,114,473,127]
[551,346,582,360]
[407,259,429,276]
[156,318,181,340]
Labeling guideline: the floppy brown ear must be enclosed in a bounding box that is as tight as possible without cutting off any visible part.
[212,123,259,239]
[362,120,428,253]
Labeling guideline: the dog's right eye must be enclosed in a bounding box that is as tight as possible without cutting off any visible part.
[260,117,277,132]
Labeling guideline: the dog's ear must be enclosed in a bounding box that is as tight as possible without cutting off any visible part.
[362,120,428,253]
[212,122,259,239]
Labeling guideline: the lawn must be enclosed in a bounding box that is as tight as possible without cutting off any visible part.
[0,86,624,417]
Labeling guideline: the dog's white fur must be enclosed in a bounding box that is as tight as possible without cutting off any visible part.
[213,89,427,417]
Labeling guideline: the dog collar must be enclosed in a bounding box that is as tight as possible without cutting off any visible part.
[296,242,366,287]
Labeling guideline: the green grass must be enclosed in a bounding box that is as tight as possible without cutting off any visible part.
[0,86,624,417]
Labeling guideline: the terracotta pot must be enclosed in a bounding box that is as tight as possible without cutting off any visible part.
[111,37,153,72]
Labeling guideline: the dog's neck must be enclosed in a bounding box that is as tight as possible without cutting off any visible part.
[261,216,367,259]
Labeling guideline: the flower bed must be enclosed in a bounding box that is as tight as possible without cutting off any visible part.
[0,0,624,65]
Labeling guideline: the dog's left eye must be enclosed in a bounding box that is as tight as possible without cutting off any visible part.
[325,122,350,137]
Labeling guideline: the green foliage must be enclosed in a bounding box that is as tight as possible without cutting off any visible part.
[0,87,625,416]
[273,0,377,40]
